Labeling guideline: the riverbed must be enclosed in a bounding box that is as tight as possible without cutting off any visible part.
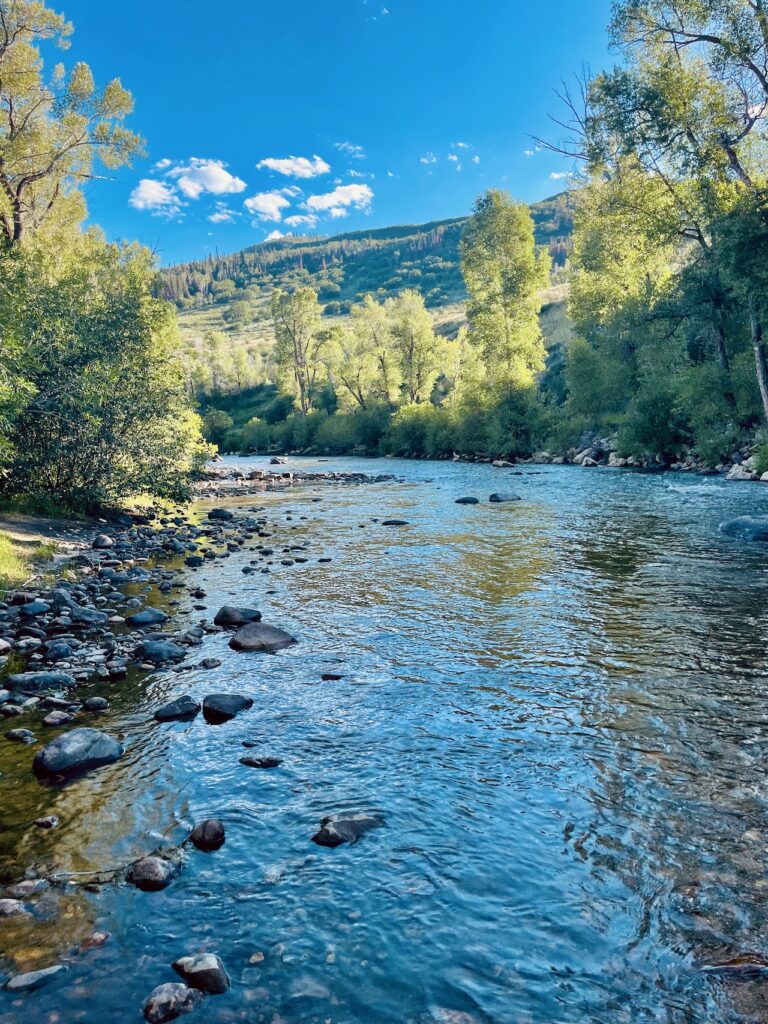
[3,457,768,1024]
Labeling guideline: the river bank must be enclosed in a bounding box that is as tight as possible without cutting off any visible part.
[2,457,768,1023]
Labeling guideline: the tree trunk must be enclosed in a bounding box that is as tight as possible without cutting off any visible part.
[749,296,768,424]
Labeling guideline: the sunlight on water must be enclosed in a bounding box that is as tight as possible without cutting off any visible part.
[2,459,768,1023]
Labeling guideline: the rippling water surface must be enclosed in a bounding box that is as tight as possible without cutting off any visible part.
[3,458,768,1024]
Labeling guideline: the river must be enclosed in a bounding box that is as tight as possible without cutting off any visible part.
[2,457,768,1024]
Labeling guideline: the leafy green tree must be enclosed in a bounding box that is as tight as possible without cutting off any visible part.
[0,0,143,246]
[461,189,550,394]
[271,286,327,415]
[202,409,234,447]
[386,289,447,403]
[0,234,211,508]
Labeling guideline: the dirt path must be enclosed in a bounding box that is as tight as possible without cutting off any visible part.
[0,512,94,573]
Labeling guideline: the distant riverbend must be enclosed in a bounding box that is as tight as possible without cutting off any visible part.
[2,457,768,1024]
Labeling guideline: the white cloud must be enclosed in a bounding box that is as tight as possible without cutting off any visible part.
[256,154,330,179]
[244,190,292,221]
[386,170,395,177]
[208,202,240,224]
[284,213,318,228]
[305,183,373,214]
[166,158,246,199]
[452,141,469,149]
[152,157,172,171]
[550,171,570,180]
[329,207,348,218]
[420,152,437,164]
[264,230,284,241]
[335,141,365,159]
[472,155,480,164]
[447,153,459,162]
[129,179,182,217]
[523,149,535,158]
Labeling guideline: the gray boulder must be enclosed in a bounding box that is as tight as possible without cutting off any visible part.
[137,640,187,664]
[489,492,521,503]
[172,953,230,994]
[128,856,175,892]
[0,898,30,918]
[311,813,385,848]
[92,534,114,549]
[202,694,253,724]
[721,515,768,542]
[208,508,234,521]
[229,622,297,653]
[126,608,169,627]
[455,496,479,505]
[3,965,67,992]
[213,605,262,628]
[33,728,123,779]
[8,671,75,691]
[5,729,36,744]
[155,695,201,722]
[143,982,203,1023]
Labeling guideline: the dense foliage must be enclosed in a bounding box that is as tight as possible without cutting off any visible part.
[0,0,208,512]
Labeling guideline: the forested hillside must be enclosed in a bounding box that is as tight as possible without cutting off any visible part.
[160,193,573,317]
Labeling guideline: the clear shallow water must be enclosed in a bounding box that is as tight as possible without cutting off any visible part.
[3,459,768,1023]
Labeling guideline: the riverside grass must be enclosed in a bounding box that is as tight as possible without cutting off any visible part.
[0,532,57,591]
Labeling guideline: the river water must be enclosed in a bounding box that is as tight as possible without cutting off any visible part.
[3,458,768,1024]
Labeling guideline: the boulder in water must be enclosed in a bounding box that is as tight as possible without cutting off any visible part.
[721,516,768,542]
[3,964,67,992]
[213,605,262,628]
[143,982,203,1024]
[311,813,384,848]
[128,856,175,892]
[8,671,75,691]
[126,608,169,627]
[154,695,201,722]
[137,640,186,664]
[208,508,234,521]
[172,953,230,994]
[33,728,123,779]
[189,819,225,851]
[202,694,253,724]
[455,496,479,505]
[229,622,296,653]
[489,492,521,503]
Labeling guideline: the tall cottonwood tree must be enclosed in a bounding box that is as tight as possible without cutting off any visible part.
[460,189,550,395]
[271,287,327,415]
[0,0,143,246]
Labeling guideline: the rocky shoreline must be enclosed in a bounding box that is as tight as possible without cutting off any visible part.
[0,466,398,1019]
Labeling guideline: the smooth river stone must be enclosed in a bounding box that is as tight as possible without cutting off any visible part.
[143,982,203,1023]
[213,605,262,628]
[172,952,231,994]
[33,728,124,779]
[189,819,225,851]
[229,622,297,653]
[311,813,385,848]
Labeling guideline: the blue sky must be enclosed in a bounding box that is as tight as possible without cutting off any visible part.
[56,0,613,265]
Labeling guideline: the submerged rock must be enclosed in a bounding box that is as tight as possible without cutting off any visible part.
[154,696,201,722]
[720,515,768,542]
[5,729,36,744]
[0,898,30,918]
[213,605,262,628]
[8,671,76,691]
[137,640,187,664]
[172,952,230,994]
[33,728,124,779]
[126,608,169,627]
[189,819,225,851]
[202,694,254,724]
[311,813,385,848]
[488,492,521,503]
[128,856,175,892]
[455,496,479,505]
[143,982,203,1023]
[229,622,297,653]
[3,964,67,992]
[240,755,282,769]
[381,519,409,526]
